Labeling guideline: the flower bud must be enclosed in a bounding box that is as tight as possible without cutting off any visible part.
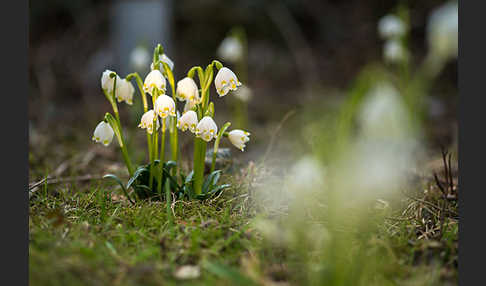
[228,129,250,151]
[101,70,121,93]
[214,67,241,97]
[92,121,114,146]
[115,78,135,105]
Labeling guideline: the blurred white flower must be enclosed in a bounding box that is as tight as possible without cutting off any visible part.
[233,84,253,102]
[228,129,250,151]
[154,95,176,118]
[378,14,406,39]
[138,110,160,134]
[114,78,135,105]
[214,67,241,97]
[92,121,114,146]
[176,77,200,103]
[129,46,150,71]
[151,53,174,71]
[217,36,243,63]
[174,265,200,280]
[383,39,407,63]
[143,70,166,96]
[358,82,412,140]
[196,116,218,142]
[427,1,458,61]
[288,156,325,192]
[101,69,121,94]
[177,110,198,133]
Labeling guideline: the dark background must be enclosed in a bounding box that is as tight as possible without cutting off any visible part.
[28,0,457,159]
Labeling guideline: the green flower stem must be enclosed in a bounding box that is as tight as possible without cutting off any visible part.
[211,122,231,173]
[165,178,173,226]
[106,76,134,176]
[193,137,207,195]
[162,62,179,163]
[127,72,153,161]
[157,120,166,195]
[149,89,160,191]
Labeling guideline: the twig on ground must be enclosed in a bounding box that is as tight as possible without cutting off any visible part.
[262,110,296,162]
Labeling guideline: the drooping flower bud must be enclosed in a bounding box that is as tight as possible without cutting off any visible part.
[115,78,135,105]
[214,67,241,97]
[228,129,250,151]
[92,121,114,146]
[101,70,121,94]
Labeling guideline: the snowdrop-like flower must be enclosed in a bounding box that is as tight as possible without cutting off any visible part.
[427,1,458,61]
[151,53,174,71]
[154,94,176,118]
[383,39,407,63]
[114,78,135,105]
[92,121,114,146]
[217,36,243,63]
[228,129,250,151]
[214,67,241,97]
[378,15,406,39]
[177,110,198,133]
[176,77,200,103]
[130,46,151,71]
[101,70,121,94]
[138,110,160,134]
[143,69,166,96]
[196,116,218,142]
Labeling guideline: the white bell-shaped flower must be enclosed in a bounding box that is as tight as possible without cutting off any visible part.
[177,110,198,133]
[101,70,121,93]
[138,110,160,134]
[427,1,458,61]
[378,15,406,40]
[176,77,200,103]
[228,129,250,151]
[195,116,218,142]
[217,36,243,63]
[383,39,407,63]
[214,67,242,97]
[143,69,166,96]
[115,78,135,105]
[154,94,176,118]
[92,121,114,146]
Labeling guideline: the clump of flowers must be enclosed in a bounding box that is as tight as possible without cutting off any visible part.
[92,44,251,203]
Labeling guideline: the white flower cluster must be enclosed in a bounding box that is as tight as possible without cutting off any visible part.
[377,14,408,64]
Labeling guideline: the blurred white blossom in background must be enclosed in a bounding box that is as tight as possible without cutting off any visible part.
[427,1,458,63]
[217,36,243,63]
[129,46,151,72]
[378,14,406,40]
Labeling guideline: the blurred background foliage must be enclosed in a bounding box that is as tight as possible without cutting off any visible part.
[29,0,456,147]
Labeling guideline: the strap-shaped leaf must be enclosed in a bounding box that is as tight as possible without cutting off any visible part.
[126,167,149,190]
[103,174,134,205]
[202,170,222,194]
